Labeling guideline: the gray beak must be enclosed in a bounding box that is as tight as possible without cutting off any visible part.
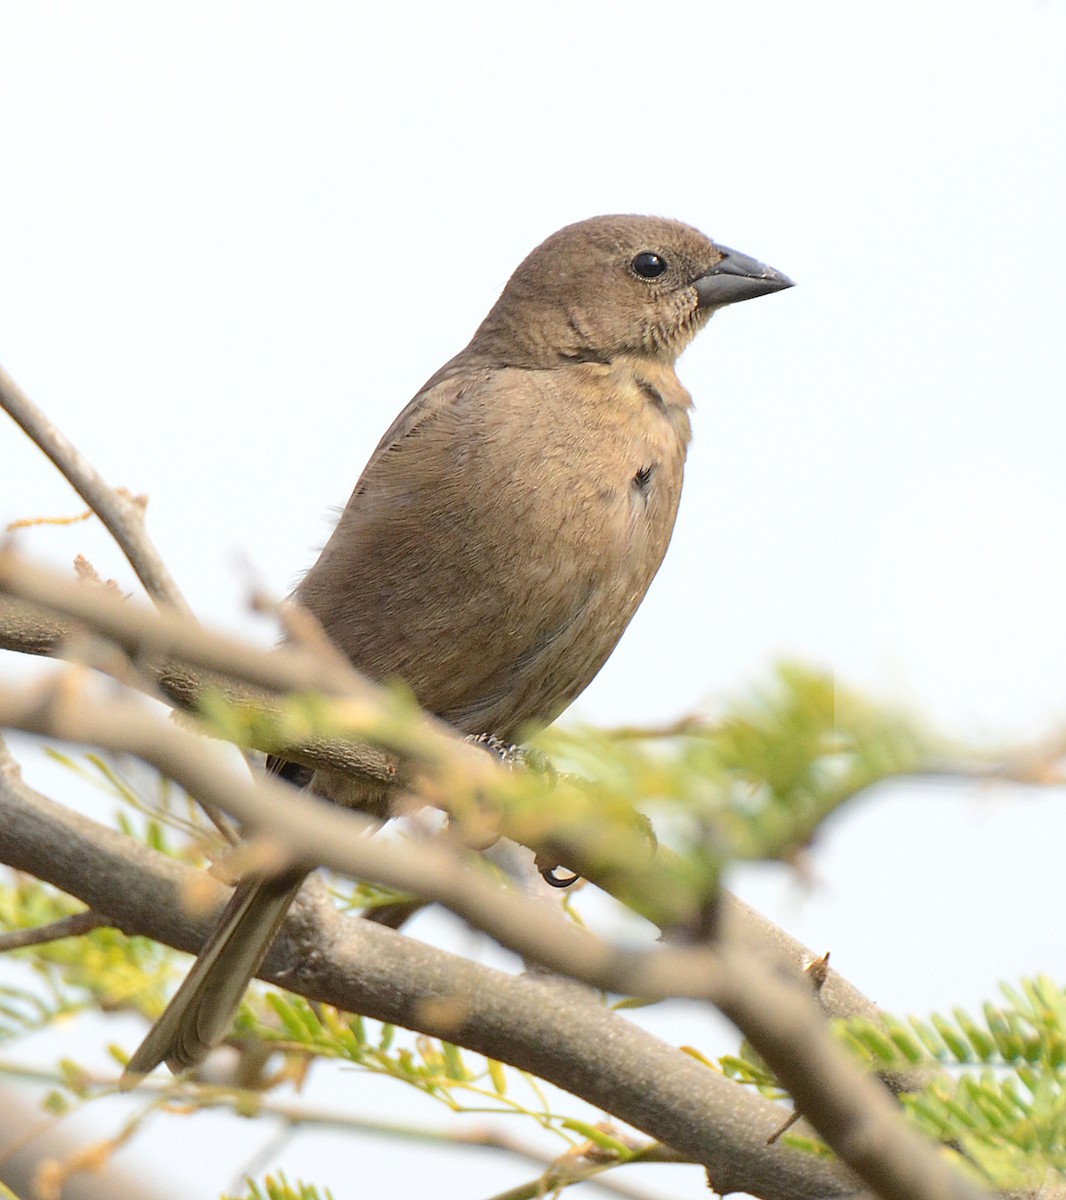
[695,247,794,308]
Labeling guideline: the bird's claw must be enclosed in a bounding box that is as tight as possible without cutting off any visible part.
[534,854,581,889]
[464,734,557,782]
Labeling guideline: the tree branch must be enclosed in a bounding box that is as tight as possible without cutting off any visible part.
[0,555,714,930]
[0,556,923,1033]
[0,365,191,615]
[0,594,73,658]
[482,1144,675,1200]
[0,685,987,1200]
[0,909,109,951]
[0,738,870,1200]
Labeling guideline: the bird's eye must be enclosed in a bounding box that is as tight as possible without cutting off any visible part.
[631,252,668,279]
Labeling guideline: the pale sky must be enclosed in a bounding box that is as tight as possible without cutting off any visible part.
[2,3,1065,1198]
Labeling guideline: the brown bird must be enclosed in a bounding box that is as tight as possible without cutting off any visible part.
[123,215,792,1079]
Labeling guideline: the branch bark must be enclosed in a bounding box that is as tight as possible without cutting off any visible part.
[0,909,108,951]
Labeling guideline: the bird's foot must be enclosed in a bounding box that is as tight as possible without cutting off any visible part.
[464,733,556,781]
[464,735,576,885]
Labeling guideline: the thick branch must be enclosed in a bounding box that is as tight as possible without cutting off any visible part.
[0,364,191,614]
[0,594,74,658]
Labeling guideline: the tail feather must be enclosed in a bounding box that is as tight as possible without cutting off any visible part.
[122,868,306,1083]
[122,760,327,1085]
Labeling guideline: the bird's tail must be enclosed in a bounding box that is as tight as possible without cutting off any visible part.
[121,867,307,1085]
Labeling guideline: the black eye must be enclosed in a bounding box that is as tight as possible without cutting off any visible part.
[632,251,668,279]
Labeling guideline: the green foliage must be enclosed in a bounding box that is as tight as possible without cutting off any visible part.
[223,1173,334,1200]
[718,1044,788,1099]
[324,873,420,915]
[0,977,77,1045]
[0,875,175,1029]
[0,755,194,1046]
[823,977,1066,1188]
[42,748,210,855]
[194,677,430,772]
[179,663,932,934]
[234,991,582,1138]
[543,664,927,859]
[716,977,1066,1189]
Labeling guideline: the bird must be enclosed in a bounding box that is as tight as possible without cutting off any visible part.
[122,214,792,1080]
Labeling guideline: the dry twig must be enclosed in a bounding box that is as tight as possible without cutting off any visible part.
[0,364,190,615]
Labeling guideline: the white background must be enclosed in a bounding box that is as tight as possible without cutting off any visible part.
[1,2,1065,1197]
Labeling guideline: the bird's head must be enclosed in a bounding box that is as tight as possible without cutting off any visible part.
[471,214,792,368]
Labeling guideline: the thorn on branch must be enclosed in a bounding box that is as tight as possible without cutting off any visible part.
[73,554,125,594]
[805,951,831,993]
[766,1108,801,1145]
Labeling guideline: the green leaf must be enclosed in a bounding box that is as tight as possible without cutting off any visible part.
[931,1013,973,1063]
[560,1120,631,1157]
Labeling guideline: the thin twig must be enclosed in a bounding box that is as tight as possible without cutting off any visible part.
[0,1058,678,1200]
[0,373,243,837]
[0,363,191,615]
[480,1165,660,1200]
[480,1141,684,1200]
[0,909,110,952]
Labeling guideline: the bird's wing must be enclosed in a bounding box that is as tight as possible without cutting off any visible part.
[356,358,473,485]
[295,365,604,734]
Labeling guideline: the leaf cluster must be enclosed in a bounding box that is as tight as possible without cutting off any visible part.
[0,876,173,1032]
[223,1175,334,1200]
[538,662,928,875]
[724,975,1066,1189]
[837,976,1066,1188]
[236,991,596,1144]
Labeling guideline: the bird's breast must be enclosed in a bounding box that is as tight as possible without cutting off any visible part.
[444,364,692,733]
[512,360,691,560]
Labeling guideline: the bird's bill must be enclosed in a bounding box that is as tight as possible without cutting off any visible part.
[694,248,794,308]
